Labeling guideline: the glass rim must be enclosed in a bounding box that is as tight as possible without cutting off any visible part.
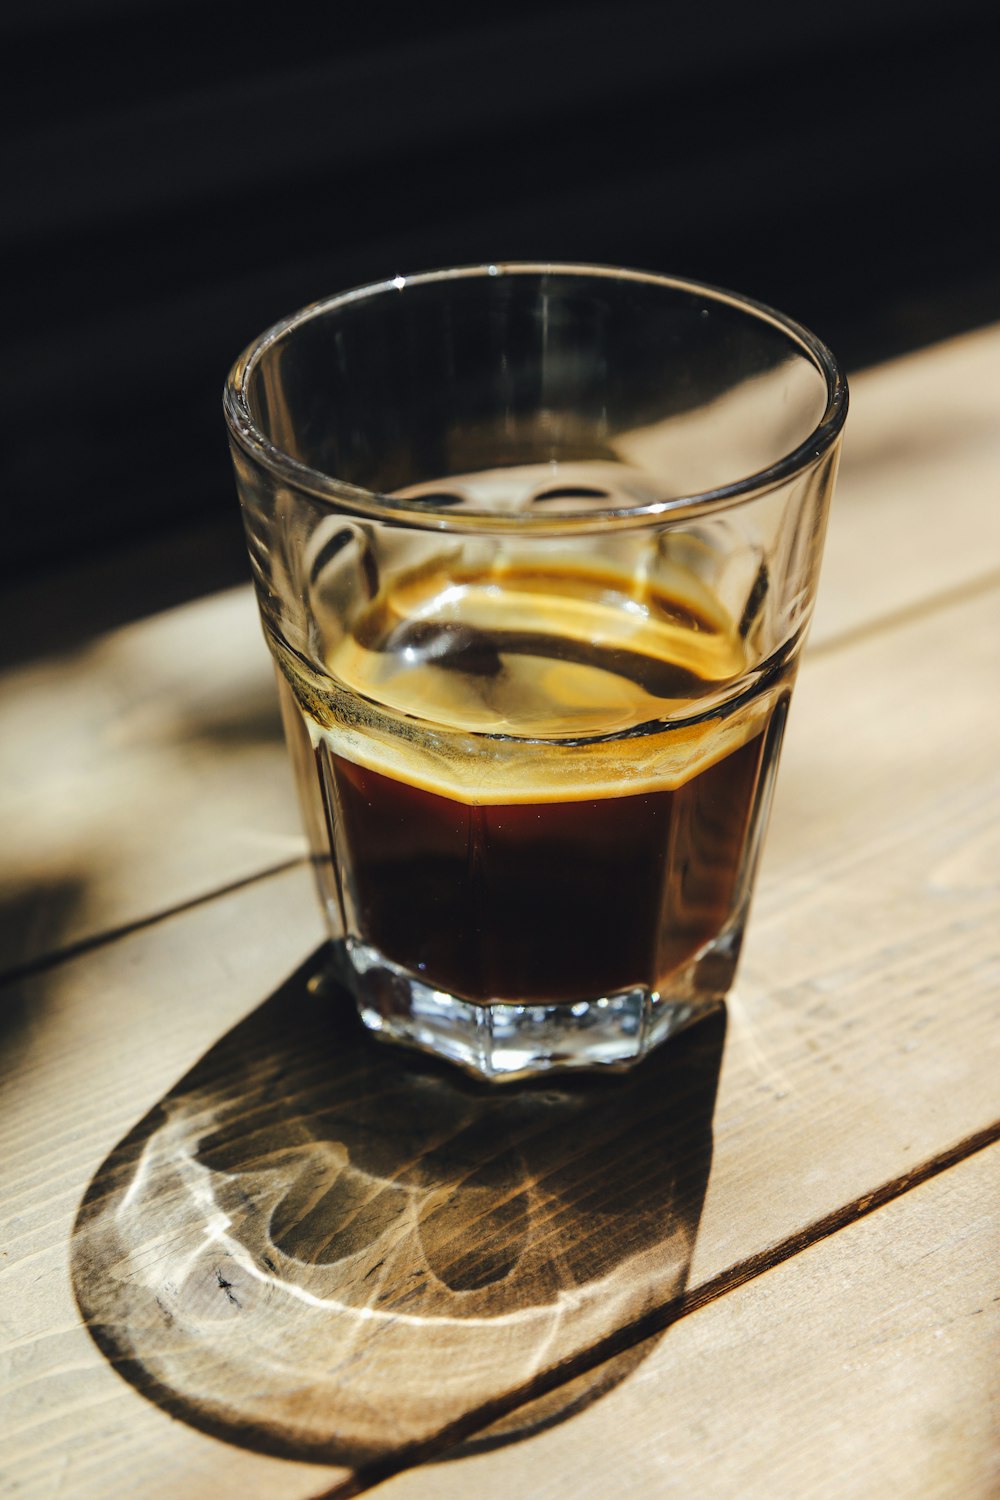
[223,262,849,532]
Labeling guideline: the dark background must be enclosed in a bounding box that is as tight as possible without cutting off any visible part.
[4,0,998,630]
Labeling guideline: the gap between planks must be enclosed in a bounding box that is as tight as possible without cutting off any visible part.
[0,856,306,989]
[807,563,1000,662]
[306,1118,1000,1500]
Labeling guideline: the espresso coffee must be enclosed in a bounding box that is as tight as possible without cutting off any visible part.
[324,735,767,1001]
[279,554,791,1006]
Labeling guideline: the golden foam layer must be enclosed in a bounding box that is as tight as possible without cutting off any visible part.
[280,560,776,803]
[306,696,773,804]
[327,562,745,730]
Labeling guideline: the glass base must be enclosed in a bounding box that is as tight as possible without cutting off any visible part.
[335,938,734,1081]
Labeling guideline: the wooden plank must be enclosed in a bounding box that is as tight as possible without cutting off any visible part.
[373,1144,1000,1500]
[4,324,1000,973]
[0,867,337,1500]
[2,581,998,1497]
[0,586,305,975]
[811,320,1000,646]
[692,577,1000,1285]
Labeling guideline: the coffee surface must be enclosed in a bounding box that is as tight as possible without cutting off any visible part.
[287,555,770,804]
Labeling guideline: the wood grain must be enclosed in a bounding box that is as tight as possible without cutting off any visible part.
[372,1143,1000,1500]
[811,320,1000,646]
[3,576,999,1496]
[0,587,304,975]
[0,870,335,1500]
[4,323,1000,973]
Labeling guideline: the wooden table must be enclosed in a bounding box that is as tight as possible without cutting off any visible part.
[2,327,999,1500]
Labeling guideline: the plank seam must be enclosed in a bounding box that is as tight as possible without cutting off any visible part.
[313,1119,1000,1499]
[808,563,1000,660]
[0,857,306,990]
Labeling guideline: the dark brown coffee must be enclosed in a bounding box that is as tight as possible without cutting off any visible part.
[324,731,768,1002]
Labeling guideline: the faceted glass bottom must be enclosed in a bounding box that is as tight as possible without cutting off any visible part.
[334,935,740,1081]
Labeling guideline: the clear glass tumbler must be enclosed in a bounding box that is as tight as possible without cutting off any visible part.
[225,264,847,1079]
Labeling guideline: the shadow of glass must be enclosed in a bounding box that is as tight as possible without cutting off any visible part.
[72,948,724,1470]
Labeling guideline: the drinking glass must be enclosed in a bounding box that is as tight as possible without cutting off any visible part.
[225,264,847,1079]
